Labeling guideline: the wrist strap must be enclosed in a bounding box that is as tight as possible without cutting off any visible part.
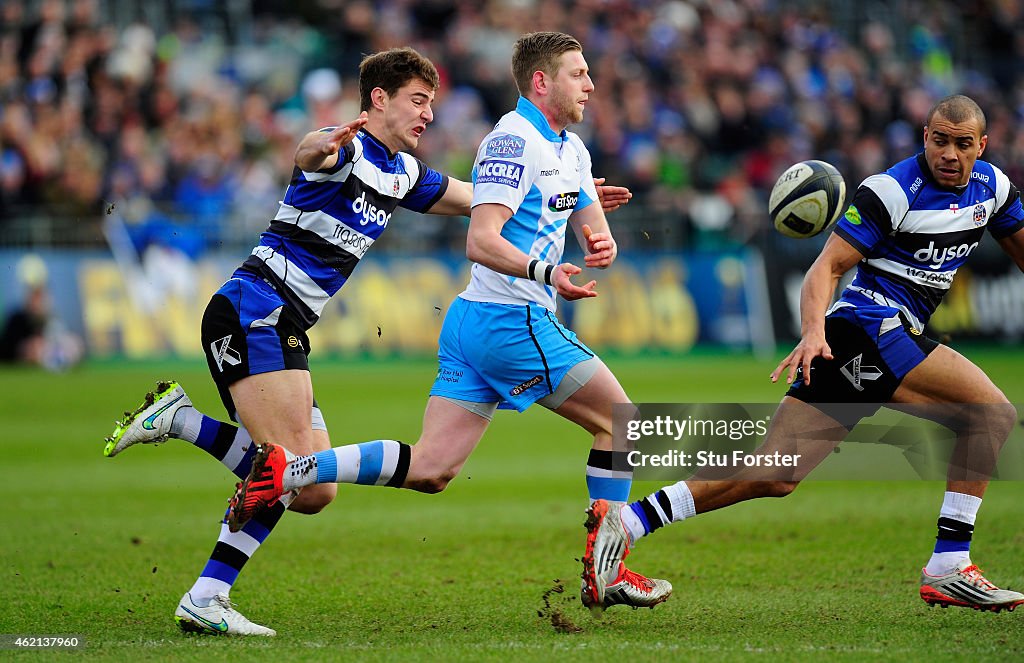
[527,259,555,286]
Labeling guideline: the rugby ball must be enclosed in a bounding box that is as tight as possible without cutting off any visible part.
[769,160,846,238]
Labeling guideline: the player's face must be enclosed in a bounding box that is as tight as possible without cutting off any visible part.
[923,113,987,187]
[548,50,593,128]
[378,78,435,152]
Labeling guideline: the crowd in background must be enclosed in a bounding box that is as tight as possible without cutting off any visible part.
[3,0,1024,254]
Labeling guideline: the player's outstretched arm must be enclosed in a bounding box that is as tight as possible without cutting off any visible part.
[594,177,632,213]
[996,227,1024,273]
[770,233,864,386]
[294,112,368,172]
[569,201,617,269]
[467,203,597,301]
[426,178,472,217]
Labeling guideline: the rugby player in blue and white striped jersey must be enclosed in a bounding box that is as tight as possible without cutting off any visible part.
[586,94,1024,613]
[103,45,633,634]
[226,32,671,613]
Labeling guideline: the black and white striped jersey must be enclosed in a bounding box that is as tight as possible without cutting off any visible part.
[235,129,448,328]
[834,153,1024,330]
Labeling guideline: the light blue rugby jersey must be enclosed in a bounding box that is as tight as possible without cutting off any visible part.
[460,97,599,312]
[236,129,448,328]
[834,153,1024,330]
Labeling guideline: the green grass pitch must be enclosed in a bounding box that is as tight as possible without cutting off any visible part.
[2,349,1024,661]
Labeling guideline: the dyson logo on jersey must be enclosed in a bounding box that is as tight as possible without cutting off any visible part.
[913,240,979,268]
[352,192,392,228]
[547,192,579,212]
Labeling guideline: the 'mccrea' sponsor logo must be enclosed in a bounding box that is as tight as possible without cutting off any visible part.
[547,192,579,212]
[477,160,524,188]
[352,192,392,228]
[913,240,979,268]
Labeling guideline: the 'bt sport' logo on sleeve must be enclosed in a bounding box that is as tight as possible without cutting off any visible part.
[477,160,524,188]
[485,134,526,158]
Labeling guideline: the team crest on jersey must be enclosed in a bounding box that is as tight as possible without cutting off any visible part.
[393,176,400,197]
[973,203,987,226]
[485,134,526,158]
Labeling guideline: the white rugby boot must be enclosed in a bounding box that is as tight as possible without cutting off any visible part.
[920,559,1024,613]
[174,592,276,636]
[581,499,672,611]
[104,381,191,457]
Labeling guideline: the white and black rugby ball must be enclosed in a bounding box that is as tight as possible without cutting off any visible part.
[769,160,846,239]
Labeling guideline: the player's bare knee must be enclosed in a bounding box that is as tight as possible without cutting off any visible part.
[988,401,1017,438]
[952,400,1016,440]
[290,484,336,514]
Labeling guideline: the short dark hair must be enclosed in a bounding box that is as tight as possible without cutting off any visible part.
[358,47,439,112]
[511,32,583,96]
[926,94,987,136]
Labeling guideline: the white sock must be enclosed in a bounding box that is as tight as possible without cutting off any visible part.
[939,491,982,525]
[664,481,697,521]
[170,406,200,441]
[621,505,645,544]
[924,491,982,576]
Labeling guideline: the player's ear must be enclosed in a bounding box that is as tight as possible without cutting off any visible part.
[370,87,388,111]
[977,134,988,157]
[532,70,547,96]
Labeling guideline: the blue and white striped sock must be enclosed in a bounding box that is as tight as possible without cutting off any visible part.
[283,440,411,491]
[188,494,294,605]
[925,491,981,576]
[585,449,632,504]
[622,481,696,542]
[172,407,326,479]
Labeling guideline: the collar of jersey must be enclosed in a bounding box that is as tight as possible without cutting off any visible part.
[359,129,401,164]
[915,152,969,194]
[516,97,567,145]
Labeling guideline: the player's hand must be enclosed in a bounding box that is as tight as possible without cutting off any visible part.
[581,223,617,268]
[770,330,832,386]
[318,112,368,157]
[595,177,632,213]
[553,262,598,301]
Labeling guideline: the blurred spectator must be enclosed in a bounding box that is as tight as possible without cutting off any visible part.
[2,0,1024,250]
[0,253,82,370]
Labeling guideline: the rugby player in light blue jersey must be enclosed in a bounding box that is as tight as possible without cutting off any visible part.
[227,32,671,612]
[102,45,633,634]
[585,94,1024,613]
